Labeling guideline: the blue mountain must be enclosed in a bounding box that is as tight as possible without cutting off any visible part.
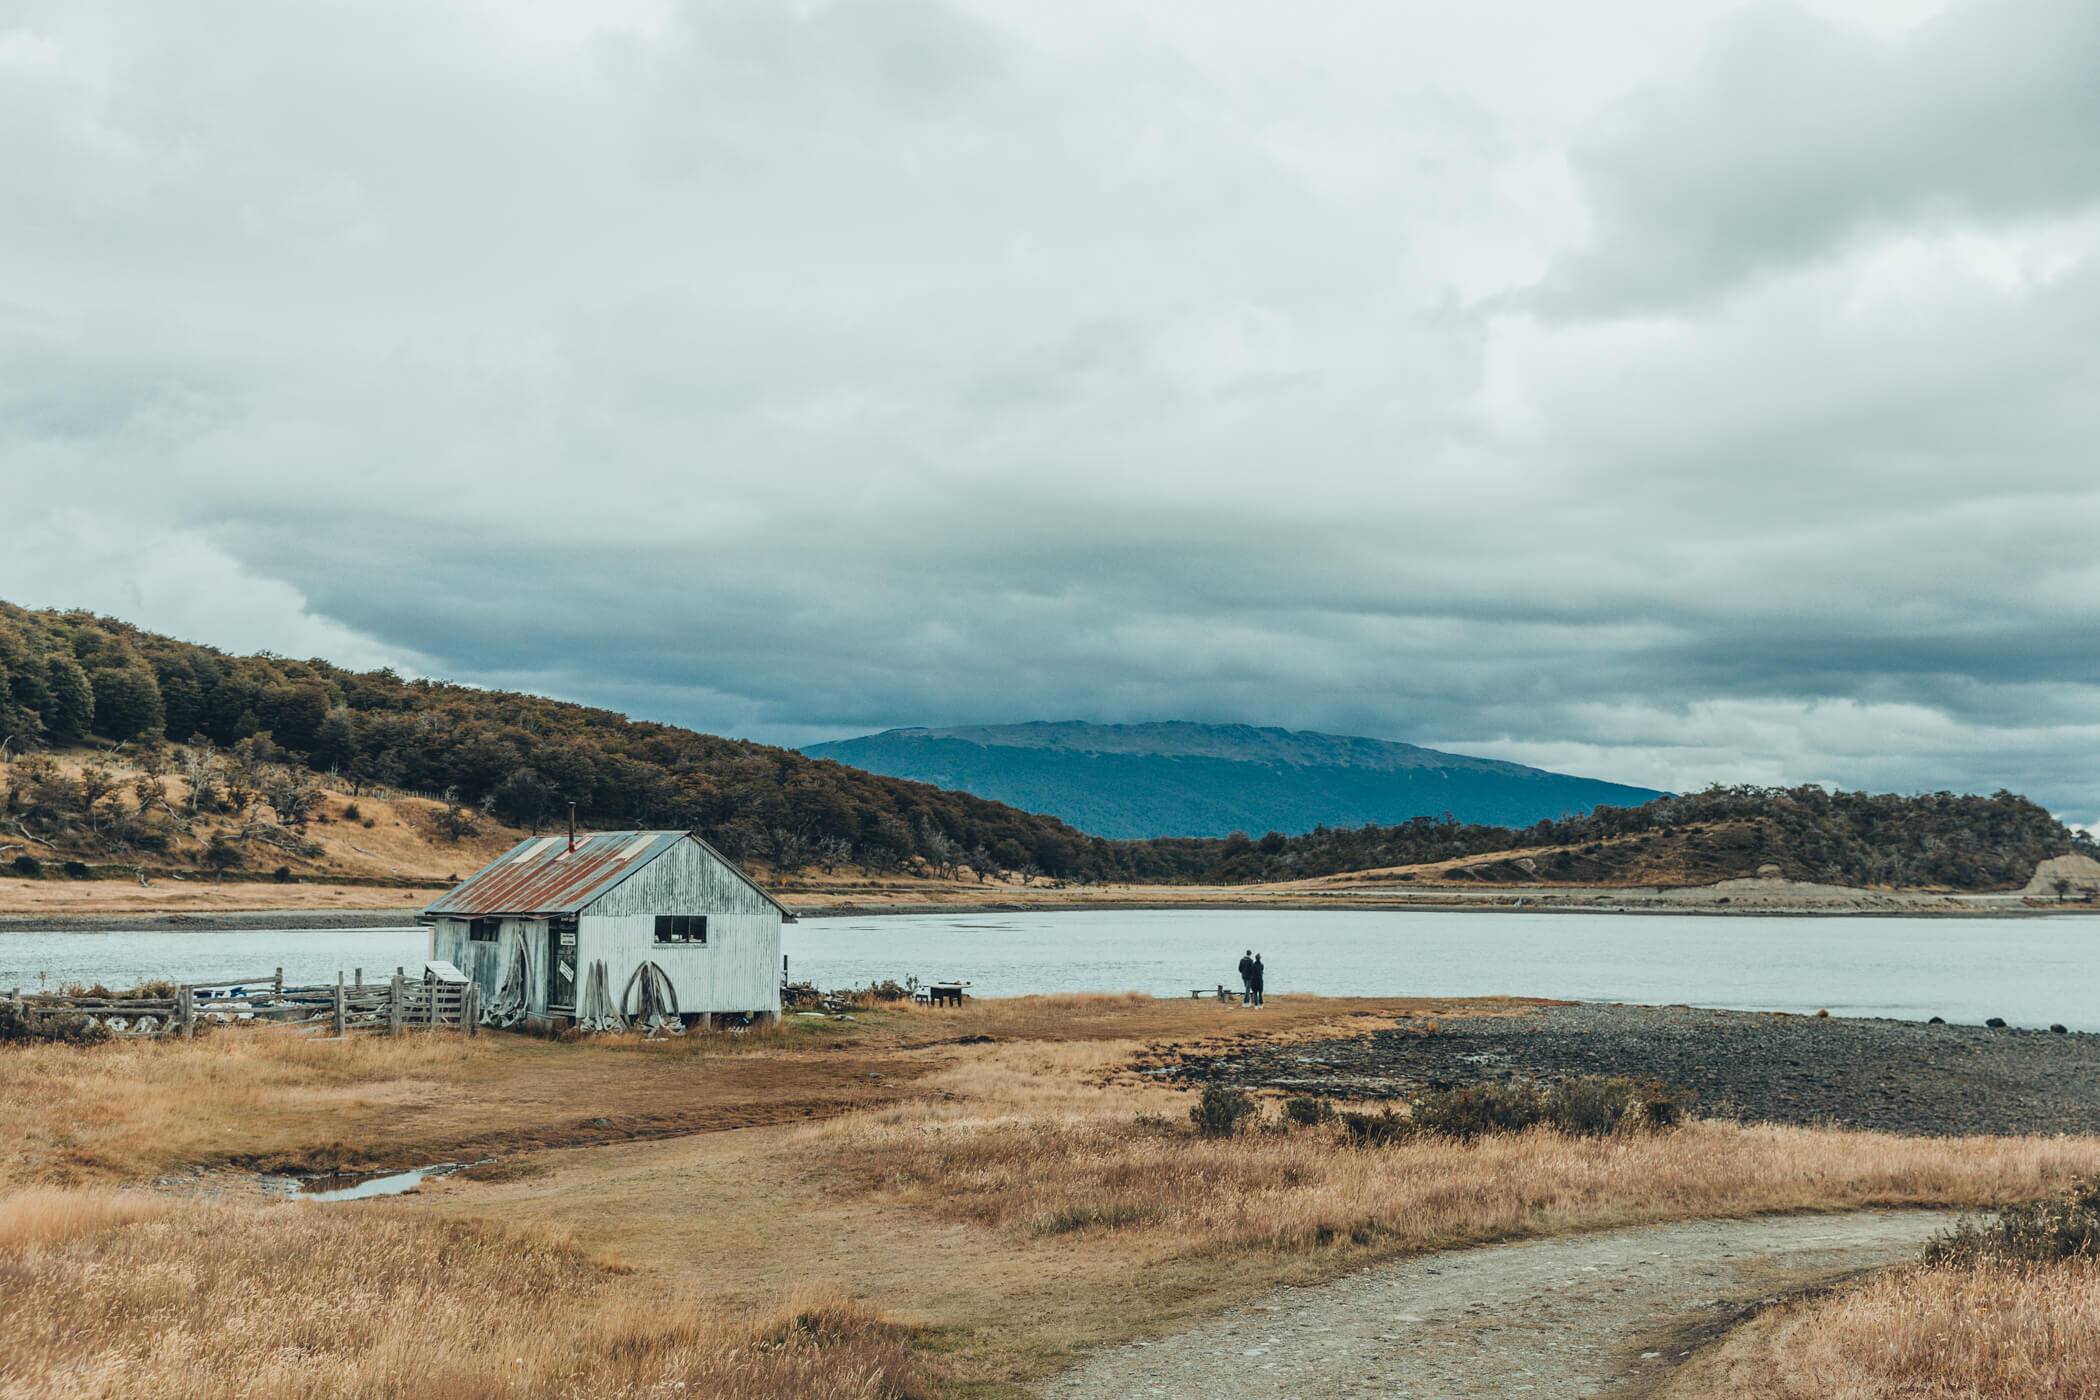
[803,721,1665,839]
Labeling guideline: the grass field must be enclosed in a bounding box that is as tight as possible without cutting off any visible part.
[5,994,2098,1397]
[1664,1257,2100,1399]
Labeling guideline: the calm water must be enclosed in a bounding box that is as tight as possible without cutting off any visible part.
[0,926,430,994]
[3,910,2093,1030]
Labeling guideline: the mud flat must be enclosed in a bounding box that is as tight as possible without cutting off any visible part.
[1162,1000,2100,1137]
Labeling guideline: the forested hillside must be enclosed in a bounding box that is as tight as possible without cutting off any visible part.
[1,603,2088,892]
[0,603,1109,880]
[1195,785,2097,890]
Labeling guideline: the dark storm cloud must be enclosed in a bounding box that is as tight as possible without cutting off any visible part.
[2,0,2097,826]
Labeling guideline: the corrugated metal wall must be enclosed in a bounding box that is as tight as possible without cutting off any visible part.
[584,840,781,1015]
[430,839,781,1019]
[431,915,543,1009]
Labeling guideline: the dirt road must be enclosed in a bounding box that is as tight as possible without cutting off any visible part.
[1042,1210,1954,1399]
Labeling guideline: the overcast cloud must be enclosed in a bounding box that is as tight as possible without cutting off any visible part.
[2,0,2096,824]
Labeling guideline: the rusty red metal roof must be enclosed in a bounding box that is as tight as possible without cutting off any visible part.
[421,830,792,919]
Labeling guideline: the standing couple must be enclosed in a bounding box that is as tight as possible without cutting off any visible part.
[1237,949,1265,1007]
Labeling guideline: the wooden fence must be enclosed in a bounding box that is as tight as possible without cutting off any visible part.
[5,968,480,1040]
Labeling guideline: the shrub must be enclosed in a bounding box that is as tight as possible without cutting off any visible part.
[0,1002,111,1045]
[1337,1107,1411,1146]
[343,802,363,821]
[833,980,912,1007]
[61,860,92,880]
[1926,1177,2100,1266]
[272,866,292,884]
[11,855,43,879]
[1283,1095,1337,1127]
[1344,1076,1683,1146]
[1189,1084,1259,1138]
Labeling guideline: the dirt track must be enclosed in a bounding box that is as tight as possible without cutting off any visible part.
[1043,1210,1955,1399]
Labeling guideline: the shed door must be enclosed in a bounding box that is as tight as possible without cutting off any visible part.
[548,918,578,1010]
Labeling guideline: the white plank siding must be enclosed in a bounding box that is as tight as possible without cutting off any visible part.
[585,838,781,1015]
[429,915,545,1010]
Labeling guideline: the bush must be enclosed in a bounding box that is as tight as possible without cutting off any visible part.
[10,855,42,879]
[1189,1084,1259,1138]
[1345,1076,1684,1146]
[61,860,92,880]
[272,866,293,884]
[0,1001,111,1045]
[1337,1107,1411,1146]
[834,980,911,1007]
[1283,1095,1337,1128]
[343,802,363,821]
[1926,1177,2100,1266]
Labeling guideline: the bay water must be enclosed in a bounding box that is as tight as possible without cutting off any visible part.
[2,909,2091,1030]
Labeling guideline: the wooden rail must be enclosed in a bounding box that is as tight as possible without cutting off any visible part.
[5,966,481,1040]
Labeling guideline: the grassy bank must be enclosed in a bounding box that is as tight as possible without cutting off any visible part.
[0,1190,935,1400]
[5,996,2100,1395]
[1664,1257,2100,1399]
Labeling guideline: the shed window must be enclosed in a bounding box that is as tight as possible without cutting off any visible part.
[654,915,708,944]
[468,918,499,943]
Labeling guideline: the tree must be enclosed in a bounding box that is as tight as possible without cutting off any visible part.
[89,668,165,742]
[203,833,245,884]
[309,708,359,771]
[489,769,553,831]
[42,655,94,745]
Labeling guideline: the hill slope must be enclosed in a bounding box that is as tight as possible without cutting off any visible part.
[804,721,1666,838]
[0,602,1112,881]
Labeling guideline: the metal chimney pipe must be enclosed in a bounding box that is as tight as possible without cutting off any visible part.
[567,801,576,853]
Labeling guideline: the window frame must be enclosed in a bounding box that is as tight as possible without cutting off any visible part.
[653,914,708,945]
[467,917,500,943]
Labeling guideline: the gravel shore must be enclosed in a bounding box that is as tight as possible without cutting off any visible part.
[0,909,421,934]
[1164,1001,2100,1137]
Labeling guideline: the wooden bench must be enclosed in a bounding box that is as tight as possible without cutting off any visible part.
[1191,986,1244,1003]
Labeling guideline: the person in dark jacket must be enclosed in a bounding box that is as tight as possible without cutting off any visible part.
[1249,953,1266,1008]
[1237,950,1256,1005]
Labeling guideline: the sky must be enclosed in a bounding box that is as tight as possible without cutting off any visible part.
[3,0,2097,824]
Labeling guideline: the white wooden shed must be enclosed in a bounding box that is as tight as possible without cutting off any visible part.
[422,830,792,1031]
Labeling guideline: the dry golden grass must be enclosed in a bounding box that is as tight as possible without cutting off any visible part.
[11,997,2100,1394]
[0,1191,935,1400]
[808,1042,2100,1255]
[0,1030,497,1185]
[1669,1257,2100,1399]
[0,1019,855,1187]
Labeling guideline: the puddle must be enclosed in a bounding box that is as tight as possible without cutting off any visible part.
[297,1164,454,1202]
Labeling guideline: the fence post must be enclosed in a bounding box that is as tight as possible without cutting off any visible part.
[333,973,347,1037]
[180,985,195,1041]
[355,968,363,991]
[389,975,405,1037]
[273,968,284,997]
[463,982,479,1036]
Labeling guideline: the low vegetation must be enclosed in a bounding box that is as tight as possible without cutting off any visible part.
[0,1191,935,1400]
[1669,1178,2100,1399]
[7,997,2100,1393]
[1335,1075,1682,1144]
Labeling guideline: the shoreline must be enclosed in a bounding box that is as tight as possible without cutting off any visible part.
[0,908,427,934]
[4,892,2097,934]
